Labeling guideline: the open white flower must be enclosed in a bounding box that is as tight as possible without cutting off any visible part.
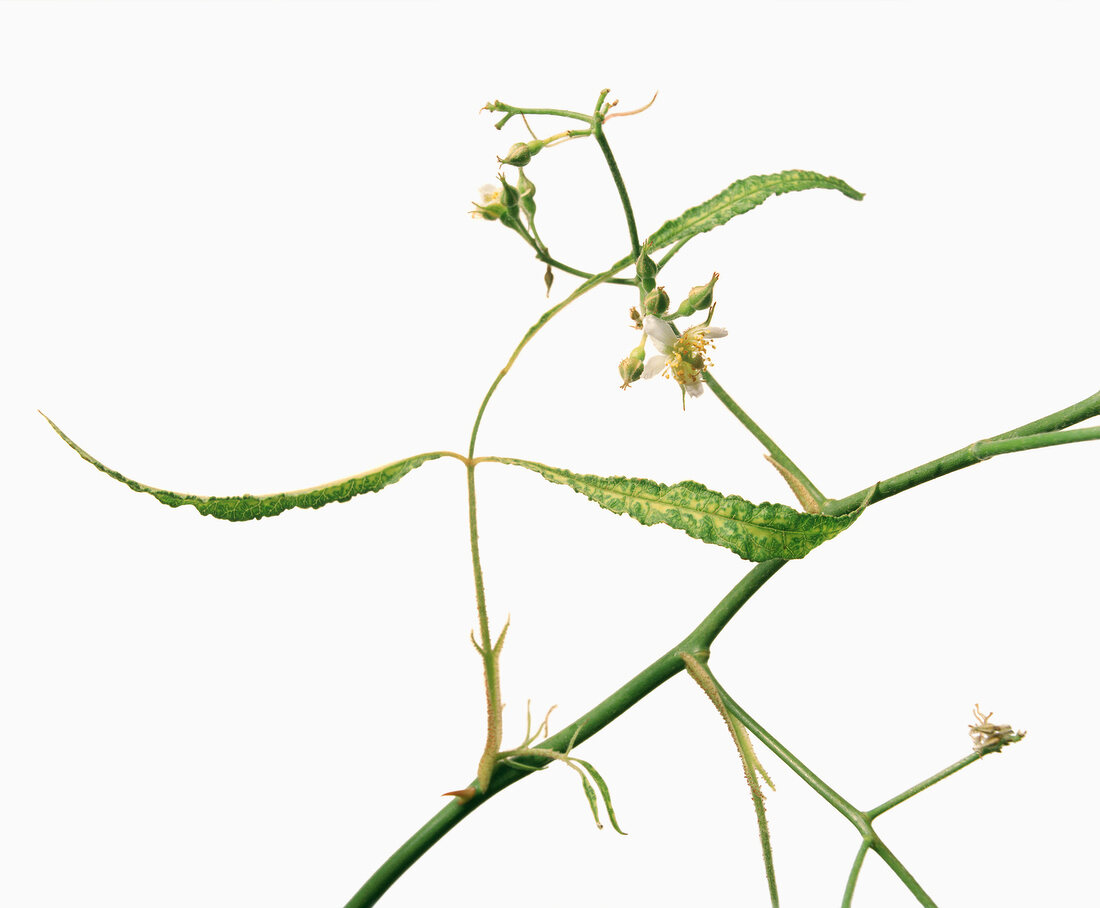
[470,183,505,220]
[642,315,728,399]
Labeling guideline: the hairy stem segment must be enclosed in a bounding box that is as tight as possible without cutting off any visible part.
[465,462,504,795]
[704,371,827,508]
[342,560,786,907]
[683,659,938,908]
[681,653,779,908]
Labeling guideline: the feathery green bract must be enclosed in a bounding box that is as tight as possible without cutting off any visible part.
[646,170,864,252]
[42,413,445,522]
[497,458,860,561]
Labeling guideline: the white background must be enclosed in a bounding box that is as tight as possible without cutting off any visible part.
[3,3,1098,906]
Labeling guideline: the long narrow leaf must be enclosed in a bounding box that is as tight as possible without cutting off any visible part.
[495,458,861,561]
[42,412,446,521]
[646,170,863,252]
[574,759,627,835]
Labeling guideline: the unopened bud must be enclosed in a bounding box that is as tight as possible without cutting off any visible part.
[635,247,658,292]
[642,286,670,316]
[497,175,521,216]
[618,344,647,389]
[516,168,537,217]
[470,201,508,221]
[674,272,720,317]
[499,139,546,167]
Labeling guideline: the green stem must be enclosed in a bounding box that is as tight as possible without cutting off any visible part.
[508,219,634,285]
[704,372,826,507]
[656,237,690,271]
[683,659,869,836]
[467,260,633,457]
[868,840,937,908]
[484,101,594,129]
[465,463,502,793]
[696,669,938,907]
[825,412,1100,517]
[681,653,779,907]
[592,118,642,262]
[866,752,981,820]
[841,840,871,908]
[343,560,784,907]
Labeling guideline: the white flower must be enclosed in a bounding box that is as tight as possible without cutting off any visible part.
[470,184,505,220]
[641,315,728,399]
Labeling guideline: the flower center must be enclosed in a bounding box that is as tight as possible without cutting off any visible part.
[662,331,716,386]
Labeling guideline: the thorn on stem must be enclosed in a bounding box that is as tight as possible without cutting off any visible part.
[442,787,477,804]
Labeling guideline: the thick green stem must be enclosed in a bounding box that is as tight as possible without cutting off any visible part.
[825,416,1100,517]
[868,840,937,907]
[704,372,826,507]
[343,560,784,907]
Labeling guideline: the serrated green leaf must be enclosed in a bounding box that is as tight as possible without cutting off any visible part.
[42,412,447,522]
[574,759,627,835]
[496,458,860,561]
[646,170,863,252]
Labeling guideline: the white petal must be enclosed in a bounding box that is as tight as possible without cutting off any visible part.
[478,184,500,203]
[684,381,706,398]
[642,354,671,379]
[642,315,677,352]
[698,326,728,339]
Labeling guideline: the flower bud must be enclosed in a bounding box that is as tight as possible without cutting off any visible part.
[470,201,508,221]
[516,168,537,218]
[497,175,521,216]
[642,286,670,316]
[673,272,720,317]
[618,343,647,388]
[635,247,658,292]
[499,139,546,167]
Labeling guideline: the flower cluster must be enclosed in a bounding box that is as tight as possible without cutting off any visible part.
[619,272,726,406]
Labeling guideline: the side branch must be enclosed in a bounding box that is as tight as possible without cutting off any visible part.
[343,560,784,907]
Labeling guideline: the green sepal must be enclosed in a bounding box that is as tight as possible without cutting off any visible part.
[646,170,863,252]
[574,759,627,835]
[42,413,446,522]
[495,458,861,561]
